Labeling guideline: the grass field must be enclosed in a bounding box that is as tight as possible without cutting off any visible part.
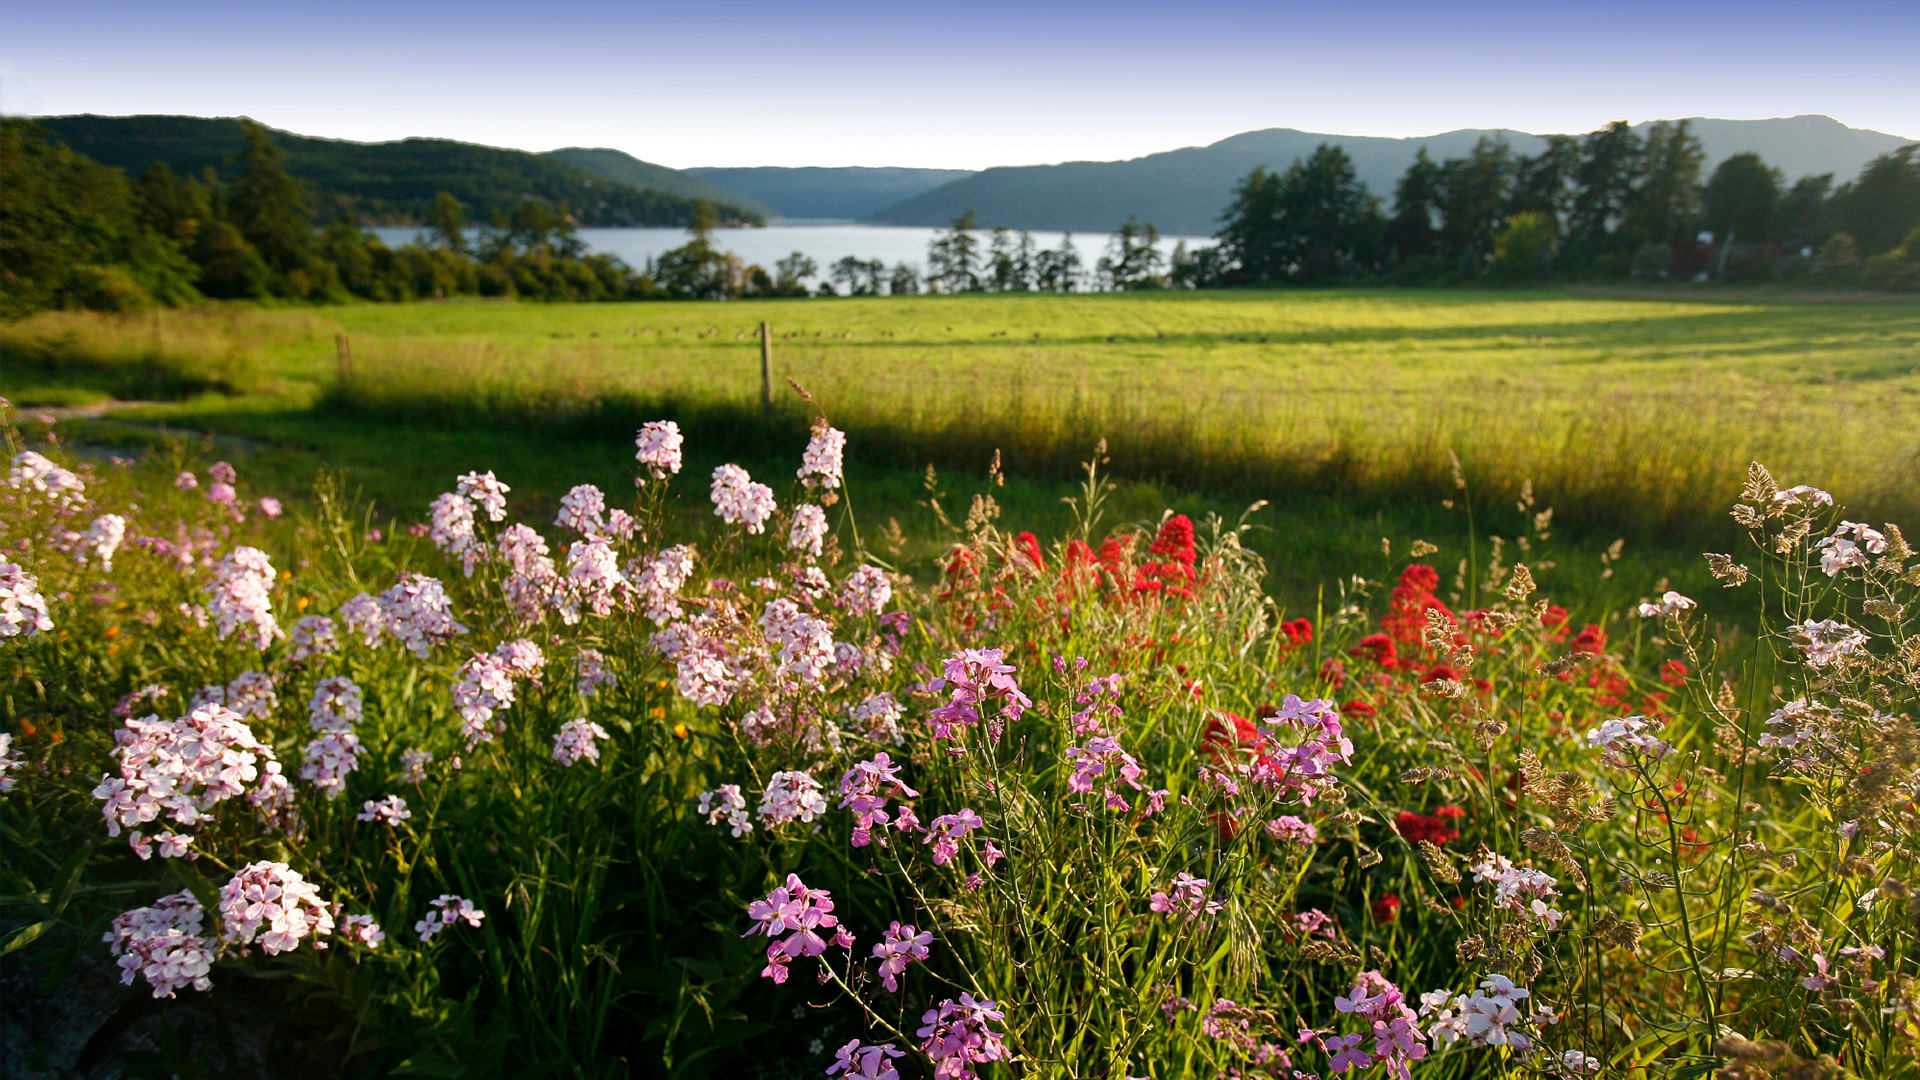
[3,287,1914,613]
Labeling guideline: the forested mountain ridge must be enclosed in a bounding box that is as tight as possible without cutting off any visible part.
[34,114,765,227]
[685,166,976,220]
[869,115,1915,233]
[543,147,775,218]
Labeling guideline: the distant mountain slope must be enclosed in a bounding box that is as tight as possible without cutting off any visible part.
[33,114,765,228]
[869,115,1915,235]
[544,147,774,218]
[687,166,976,220]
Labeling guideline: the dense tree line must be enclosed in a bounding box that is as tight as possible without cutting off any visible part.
[35,114,763,228]
[1,118,670,315]
[1195,121,1920,289]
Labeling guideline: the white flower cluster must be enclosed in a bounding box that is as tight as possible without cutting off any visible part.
[217,860,335,955]
[1817,521,1889,577]
[850,692,906,745]
[497,523,559,624]
[1635,590,1695,619]
[1470,853,1565,928]
[1787,619,1869,669]
[8,450,86,507]
[78,513,127,570]
[797,422,846,491]
[104,891,215,998]
[1421,975,1539,1049]
[429,491,485,576]
[0,561,53,639]
[698,783,753,836]
[191,670,278,721]
[0,732,24,793]
[300,676,365,800]
[357,794,411,825]
[838,565,892,617]
[761,598,834,687]
[710,464,776,533]
[630,544,694,625]
[1583,714,1674,766]
[634,420,684,484]
[92,703,284,859]
[456,470,511,522]
[759,770,829,827]
[376,574,468,658]
[552,718,609,766]
[788,504,828,558]
[560,537,627,623]
[206,546,280,650]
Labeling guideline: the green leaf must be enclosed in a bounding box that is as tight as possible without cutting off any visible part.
[0,919,55,957]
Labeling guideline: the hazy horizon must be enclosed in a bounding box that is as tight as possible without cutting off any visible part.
[5,0,1916,171]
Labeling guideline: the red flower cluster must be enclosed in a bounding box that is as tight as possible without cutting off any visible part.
[1133,515,1198,600]
[1394,804,1466,846]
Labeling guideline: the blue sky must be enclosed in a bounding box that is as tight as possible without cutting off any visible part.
[4,0,1914,169]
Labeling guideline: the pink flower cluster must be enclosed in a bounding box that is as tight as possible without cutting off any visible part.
[1065,735,1145,810]
[839,752,921,847]
[206,546,280,649]
[1304,970,1429,1079]
[872,921,932,992]
[917,994,1011,1080]
[192,670,278,721]
[429,491,485,576]
[342,914,386,948]
[743,873,852,984]
[575,648,617,697]
[416,894,486,943]
[456,470,511,522]
[560,538,627,623]
[104,891,215,998]
[552,718,609,766]
[850,691,905,745]
[924,807,984,866]
[287,614,338,662]
[1150,872,1222,922]
[348,574,467,658]
[92,703,284,859]
[452,639,545,747]
[1246,694,1352,804]
[634,420,684,483]
[759,770,830,827]
[829,1041,904,1080]
[0,561,53,638]
[1816,521,1887,577]
[1583,714,1674,766]
[927,648,1032,744]
[217,860,335,955]
[498,523,559,624]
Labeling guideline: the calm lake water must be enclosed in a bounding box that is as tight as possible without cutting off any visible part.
[371,222,1213,278]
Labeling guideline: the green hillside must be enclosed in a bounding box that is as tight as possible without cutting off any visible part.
[34,114,764,228]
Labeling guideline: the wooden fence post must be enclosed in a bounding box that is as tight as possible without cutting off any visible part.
[758,321,772,421]
[335,333,352,379]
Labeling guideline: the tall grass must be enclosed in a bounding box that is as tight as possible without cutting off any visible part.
[5,291,1915,543]
[0,307,326,401]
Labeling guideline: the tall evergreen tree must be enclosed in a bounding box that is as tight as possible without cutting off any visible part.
[430,191,468,254]
[225,119,316,277]
[1568,121,1643,251]
[1626,120,1705,247]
